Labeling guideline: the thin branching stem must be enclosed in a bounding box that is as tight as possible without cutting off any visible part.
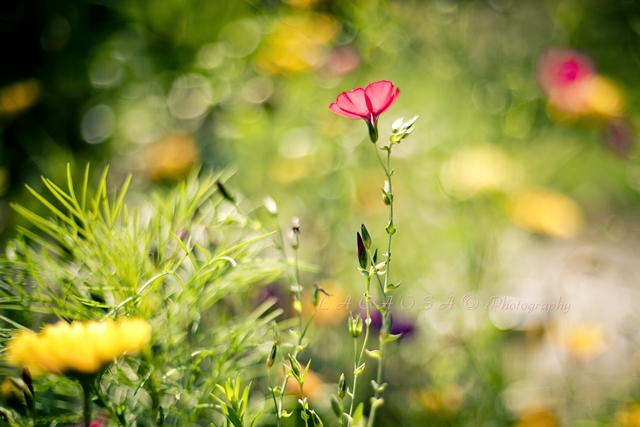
[366,144,396,427]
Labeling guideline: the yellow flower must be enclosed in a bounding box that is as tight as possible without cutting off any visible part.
[616,402,640,427]
[555,323,608,361]
[6,319,151,376]
[507,188,583,239]
[255,14,340,75]
[514,408,558,427]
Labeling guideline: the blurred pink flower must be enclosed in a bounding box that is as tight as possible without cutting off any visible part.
[330,80,400,142]
[537,47,595,114]
[324,46,360,76]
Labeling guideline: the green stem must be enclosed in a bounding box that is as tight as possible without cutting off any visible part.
[275,244,315,427]
[349,276,372,419]
[267,368,280,424]
[366,144,396,427]
[80,380,92,427]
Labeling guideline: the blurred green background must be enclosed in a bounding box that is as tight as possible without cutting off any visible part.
[4,0,640,425]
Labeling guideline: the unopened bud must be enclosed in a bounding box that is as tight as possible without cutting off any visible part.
[360,224,372,249]
[22,368,33,397]
[349,313,363,338]
[216,179,235,203]
[312,283,319,307]
[267,344,278,368]
[288,354,302,378]
[356,233,367,270]
[263,196,278,216]
[338,373,346,399]
[331,395,343,418]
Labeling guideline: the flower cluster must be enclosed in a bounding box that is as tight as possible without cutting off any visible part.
[6,319,151,376]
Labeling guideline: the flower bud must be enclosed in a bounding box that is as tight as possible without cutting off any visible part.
[360,224,372,249]
[338,373,346,399]
[290,217,300,249]
[216,179,235,203]
[331,395,343,418]
[356,233,367,270]
[22,368,33,397]
[267,343,277,368]
[312,283,319,307]
[288,354,302,378]
[263,196,278,216]
[349,313,363,338]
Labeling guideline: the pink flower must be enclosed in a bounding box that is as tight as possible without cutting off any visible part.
[537,47,596,114]
[329,80,400,142]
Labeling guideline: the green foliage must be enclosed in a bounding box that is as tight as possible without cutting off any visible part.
[212,376,261,427]
[0,166,285,425]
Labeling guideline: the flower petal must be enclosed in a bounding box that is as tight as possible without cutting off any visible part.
[335,88,369,118]
[330,102,366,120]
[365,80,398,115]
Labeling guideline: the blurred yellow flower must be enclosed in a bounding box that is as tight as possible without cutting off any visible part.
[546,75,626,123]
[440,145,522,198]
[143,132,199,181]
[616,402,640,427]
[0,79,41,117]
[583,75,625,119]
[514,408,558,427]
[6,319,151,376]
[508,188,583,239]
[556,323,608,361]
[255,14,340,75]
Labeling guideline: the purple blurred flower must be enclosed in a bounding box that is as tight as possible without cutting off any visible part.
[367,309,415,340]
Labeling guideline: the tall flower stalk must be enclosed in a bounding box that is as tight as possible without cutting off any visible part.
[331,81,417,427]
